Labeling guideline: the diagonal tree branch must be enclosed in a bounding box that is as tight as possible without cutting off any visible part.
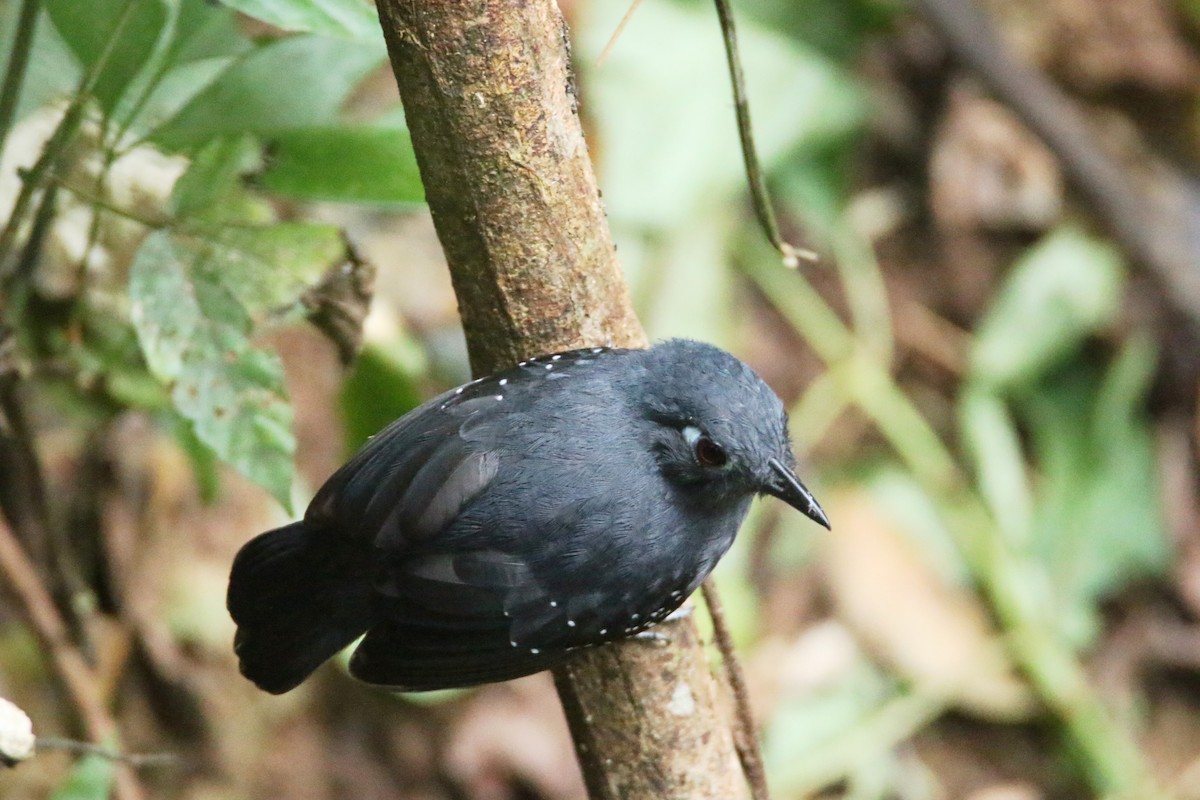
[373,1,751,797]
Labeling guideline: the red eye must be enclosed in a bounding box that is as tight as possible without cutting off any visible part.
[694,435,727,467]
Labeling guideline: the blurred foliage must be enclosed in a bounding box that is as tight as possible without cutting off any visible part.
[0,0,1189,797]
[0,0,418,509]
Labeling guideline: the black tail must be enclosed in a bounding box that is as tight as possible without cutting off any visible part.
[227,521,373,694]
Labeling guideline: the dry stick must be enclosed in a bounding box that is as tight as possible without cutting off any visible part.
[701,579,771,800]
[713,0,815,268]
[595,0,644,67]
[0,516,145,800]
[35,738,176,768]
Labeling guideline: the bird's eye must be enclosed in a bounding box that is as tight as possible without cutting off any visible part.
[694,435,727,467]
[682,425,727,468]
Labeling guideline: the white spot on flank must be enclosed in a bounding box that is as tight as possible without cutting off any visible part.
[499,378,508,386]
[544,364,553,370]
[455,387,464,395]
[530,648,540,655]
[599,629,607,635]
[631,613,640,620]
[551,354,561,361]
[495,395,503,401]
[519,361,527,367]
[510,641,517,647]
[550,600,557,607]
[567,620,575,627]
[591,347,603,353]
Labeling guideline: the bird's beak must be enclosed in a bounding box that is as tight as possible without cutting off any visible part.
[765,458,831,530]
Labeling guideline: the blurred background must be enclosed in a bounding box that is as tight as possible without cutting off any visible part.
[1,0,1199,797]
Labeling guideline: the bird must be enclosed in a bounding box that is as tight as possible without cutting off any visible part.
[226,339,829,694]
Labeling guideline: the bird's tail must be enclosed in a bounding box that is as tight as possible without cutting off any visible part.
[226,520,373,694]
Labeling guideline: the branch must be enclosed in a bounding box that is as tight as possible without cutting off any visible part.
[702,578,770,800]
[0,0,40,161]
[713,0,814,268]
[0,514,145,800]
[373,1,750,796]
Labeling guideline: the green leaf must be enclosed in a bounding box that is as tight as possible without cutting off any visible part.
[118,55,237,138]
[170,135,262,218]
[170,0,252,64]
[0,6,81,123]
[44,0,169,112]
[579,0,865,228]
[959,389,1034,549]
[152,33,386,148]
[971,227,1125,389]
[217,0,381,40]
[258,125,425,206]
[1018,336,1167,647]
[50,749,116,800]
[130,229,295,510]
[210,221,352,315]
[340,342,426,453]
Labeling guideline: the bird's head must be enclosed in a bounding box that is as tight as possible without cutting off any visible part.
[632,340,830,529]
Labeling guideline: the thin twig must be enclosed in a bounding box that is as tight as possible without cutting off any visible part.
[35,738,177,769]
[595,0,644,67]
[713,0,815,268]
[0,0,41,162]
[701,578,771,800]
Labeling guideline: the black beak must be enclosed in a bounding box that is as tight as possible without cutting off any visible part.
[765,458,831,530]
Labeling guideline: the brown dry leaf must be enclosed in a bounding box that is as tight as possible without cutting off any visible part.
[930,84,1063,233]
[820,489,1034,720]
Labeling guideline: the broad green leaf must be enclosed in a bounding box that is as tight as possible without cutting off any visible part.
[1018,337,1166,646]
[130,229,295,510]
[118,56,236,138]
[0,6,80,123]
[629,201,738,342]
[580,0,865,228]
[958,389,1034,549]
[170,135,262,218]
[211,221,351,315]
[258,125,425,205]
[171,0,251,64]
[44,0,169,112]
[971,227,1125,389]
[743,0,898,61]
[218,0,381,40]
[152,33,386,148]
[50,749,116,800]
[340,342,426,453]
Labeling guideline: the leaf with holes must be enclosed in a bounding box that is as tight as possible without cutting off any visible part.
[130,229,295,510]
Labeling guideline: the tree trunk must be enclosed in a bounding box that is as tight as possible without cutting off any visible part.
[373,2,750,798]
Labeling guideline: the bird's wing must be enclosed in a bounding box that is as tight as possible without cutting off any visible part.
[349,485,692,691]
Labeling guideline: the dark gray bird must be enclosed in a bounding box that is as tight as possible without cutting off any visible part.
[227,339,828,694]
